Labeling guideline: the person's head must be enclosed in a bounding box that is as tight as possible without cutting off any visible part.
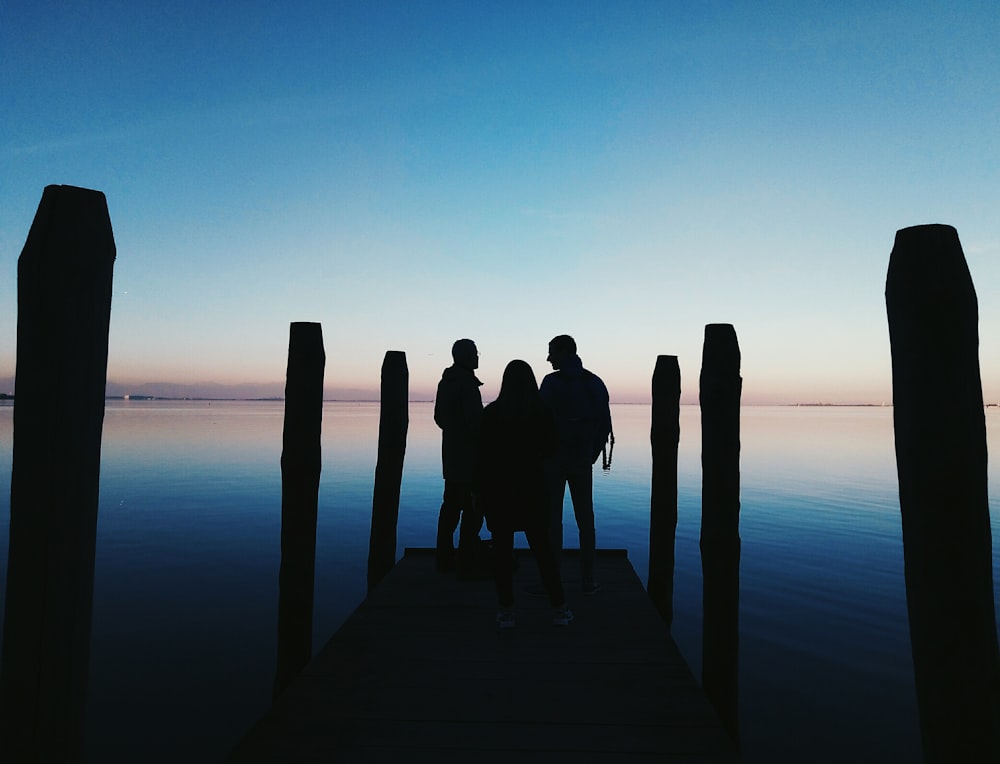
[497,359,539,407]
[451,338,479,370]
[546,334,577,370]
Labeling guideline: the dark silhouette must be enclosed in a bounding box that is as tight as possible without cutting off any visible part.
[367,351,409,592]
[477,360,572,628]
[1,185,115,761]
[539,335,611,594]
[433,339,486,578]
[885,224,1000,761]
[273,322,325,699]
[649,354,681,630]
[699,323,741,744]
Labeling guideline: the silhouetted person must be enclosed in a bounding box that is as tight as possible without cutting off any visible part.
[434,338,486,577]
[478,360,573,628]
[540,335,611,594]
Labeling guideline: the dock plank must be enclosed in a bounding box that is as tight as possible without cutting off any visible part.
[229,549,737,762]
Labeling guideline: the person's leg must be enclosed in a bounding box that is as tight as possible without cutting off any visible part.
[524,521,564,607]
[436,480,462,571]
[545,462,568,556]
[458,488,484,552]
[492,525,515,609]
[455,482,486,578]
[566,465,596,588]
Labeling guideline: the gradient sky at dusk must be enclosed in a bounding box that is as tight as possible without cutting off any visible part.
[2,1,998,403]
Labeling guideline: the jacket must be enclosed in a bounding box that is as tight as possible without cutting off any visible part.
[433,364,483,482]
[539,355,612,468]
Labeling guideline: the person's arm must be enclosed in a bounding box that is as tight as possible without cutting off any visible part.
[538,373,555,405]
[433,379,447,429]
[462,382,483,437]
[597,378,612,437]
[589,374,613,462]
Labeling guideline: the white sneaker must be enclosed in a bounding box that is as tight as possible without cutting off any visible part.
[552,604,574,627]
[496,609,516,629]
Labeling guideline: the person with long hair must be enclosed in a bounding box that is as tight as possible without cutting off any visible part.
[477,360,572,628]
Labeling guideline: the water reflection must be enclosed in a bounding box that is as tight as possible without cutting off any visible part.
[1,402,998,762]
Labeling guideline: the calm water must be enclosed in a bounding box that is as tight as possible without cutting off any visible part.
[1,400,999,762]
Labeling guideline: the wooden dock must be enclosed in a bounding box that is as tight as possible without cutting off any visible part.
[228,548,737,762]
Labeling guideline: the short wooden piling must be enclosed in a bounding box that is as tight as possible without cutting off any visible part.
[699,323,741,743]
[0,185,116,761]
[885,224,1000,761]
[367,351,409,592]
[649,354,681,630]
[273,322,325,699]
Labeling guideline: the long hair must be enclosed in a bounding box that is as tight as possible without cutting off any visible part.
[494,359,541,413]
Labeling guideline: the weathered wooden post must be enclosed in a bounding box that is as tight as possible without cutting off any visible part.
[1,185,115,761]
[699,323,741,743]
[367,350,409,592]
[885,223,1000,761]
[649,354,681,629]
[273,322,325,699]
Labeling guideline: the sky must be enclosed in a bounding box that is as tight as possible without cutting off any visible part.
[1,1,998,404]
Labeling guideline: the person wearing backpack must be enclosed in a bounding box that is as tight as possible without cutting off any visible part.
[539,334,612,594]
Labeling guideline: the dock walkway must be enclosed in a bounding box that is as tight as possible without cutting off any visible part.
[229,548,737,762]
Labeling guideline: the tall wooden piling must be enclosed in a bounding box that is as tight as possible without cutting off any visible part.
[0,185,116,761]
[367,351,409,592]
[699,323,741,743]
[885,224,1000,761]
[649,354,681,630]
[273,322,325,699]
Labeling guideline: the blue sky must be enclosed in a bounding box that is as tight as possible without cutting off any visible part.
[2,1,998,403]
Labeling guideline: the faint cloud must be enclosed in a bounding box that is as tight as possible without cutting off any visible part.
[519,207,585,222]
[966,241,1000,256]
[4,92,356,159]
[6,130,123,157]
[519,207,616,226]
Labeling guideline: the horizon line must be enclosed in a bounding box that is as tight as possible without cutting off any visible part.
[0,394,905,408]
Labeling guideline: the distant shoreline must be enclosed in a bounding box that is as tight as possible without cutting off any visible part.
[100,397,884,406]
[1,396,996,408]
